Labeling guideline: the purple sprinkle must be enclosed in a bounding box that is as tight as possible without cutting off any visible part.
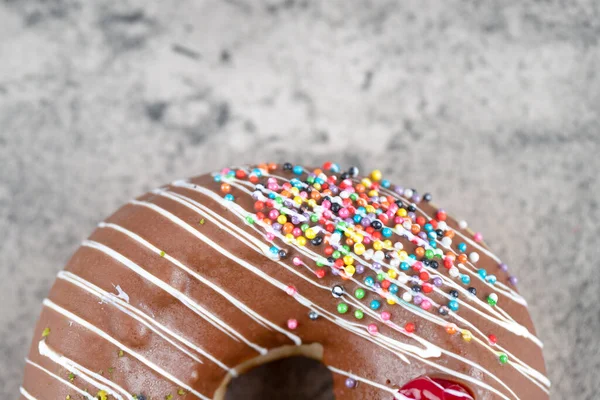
[331,269,339,276]
[394,186,405,195]
[284,199,294,207]
[412,194,421,203]
[331,187,339,195]
[508,276,518,286]
[413,295,423,305]
[433,277,443,287]
[291,216,300,225]
[356,265,365,274]
[345,378,357,388]
[374,282,382,290]
[368,213,376,219]
[345,218,354,224]
[408,212,416,220]
[372,262,381,270]
[418,232,428,240]
[272,223,282,231]
[361,218,371,228]
[498,263,508,272]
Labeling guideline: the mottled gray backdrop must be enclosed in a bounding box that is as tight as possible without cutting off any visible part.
[1,0,599,398]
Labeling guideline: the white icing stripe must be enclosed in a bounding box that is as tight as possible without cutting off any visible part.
[19,387,37,400]
[56,271,233,373]
[327,366,408,399]
[26,358,95,399]
[81,239,267,355]
[43,299,210,400]
[98,221,301,346]
[199,179,549,397]
[38,340,131,400]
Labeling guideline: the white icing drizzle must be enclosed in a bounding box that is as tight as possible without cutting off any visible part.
[98,221,302,346]
[38,340,132,400]
[56,270,232,372]
[135,187,524,398]
[81,239,267,355]
[25,358,95,399]
[19,387,37,400]
[42,299,210,400]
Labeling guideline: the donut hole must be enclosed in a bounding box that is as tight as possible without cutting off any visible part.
[216,343,334,400]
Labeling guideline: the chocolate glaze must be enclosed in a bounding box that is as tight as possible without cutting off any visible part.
[20,164,549,399]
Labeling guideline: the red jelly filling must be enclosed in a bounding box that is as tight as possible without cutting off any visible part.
[399,376,474,399]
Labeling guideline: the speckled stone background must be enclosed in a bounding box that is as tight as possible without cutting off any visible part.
[1,0,599,398]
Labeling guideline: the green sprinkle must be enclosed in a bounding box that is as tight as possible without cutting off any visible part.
[499,353,509,364]
[160,251,165,257]
[118,350,124,357]
[245,216,254,224]
[199,218,205,225]
[354,309,364,319]
[177,388,186,395]
[376,272,385,282]
[332,251,341,259]
[354,288,365,300]
[337,303,349,314]
[165,395,173,400]
[300,223,309,232]
[68,373,75,382]
[42,327,51,338]
[425,249,434,259]
[350,193,358,201]
[310,214,319,223]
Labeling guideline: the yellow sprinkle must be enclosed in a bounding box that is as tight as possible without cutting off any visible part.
[277,215,287,224]
[461,330,473,342]
[290,187,299,195]
[365,205,375,214]
[307,199,317,208]
[387,269,398,279]
[199,218,205,225]
[397,208,407,217]
[177,389,186,396]
[293,196,303,205]
[313,183,322,191]
[383,240,392,249]
[398,251,408,261]
[353,243,365,255]
[345,265,356,276]
[370,169,382,181]
[387,298,396,305]
[41,327,51,338]
[368,190,379,197]
[118,350,124,357]
[165,395,173,400]
[373,241,383,251]
[296,236,307,246]
[66,396,71,400]
[160,251,165,257]
[285,233,294,241]
[305,229,316,239]
[96,390,108,400]
[343,255,354,265]
[361,178,372,187]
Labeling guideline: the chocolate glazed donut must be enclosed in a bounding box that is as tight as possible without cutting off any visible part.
[20,163,550,400]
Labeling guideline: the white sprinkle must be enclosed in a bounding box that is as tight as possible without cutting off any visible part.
[469,252,480,263]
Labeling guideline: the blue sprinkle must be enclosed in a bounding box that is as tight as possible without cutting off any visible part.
[428,231,437,239]
[461,275,471,284]
[268,192,276,199]
[353,215,362,224]
[448,300,459,311]
[357,207,366,215]
[213,175,222,182]
[370,300,382,310]
[382,228,393,237]
[224,194,235,201]
[424,223,433,232]
[457,243,467,253]
[315,178,324,185]
[252,168,263,177]
[486,275,497,284]
[269,246,279,255]
[293,165,303,175]
[330,163,340,173]
[400,262,410,271]
[364,276,375,287]
[389,284,399,294]
[478,269,487,279]
[409,254,417,260]
[226,170,235,177]
[381,179,391,188]
[429,240,437,248]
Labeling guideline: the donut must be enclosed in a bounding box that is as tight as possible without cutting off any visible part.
[20,162,550,399]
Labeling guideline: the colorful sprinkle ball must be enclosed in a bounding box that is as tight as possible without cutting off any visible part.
[213,162,519,353]
[345,377,357,388]
[287,319,298,330]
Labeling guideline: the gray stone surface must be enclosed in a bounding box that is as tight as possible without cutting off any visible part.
[1,0,599,398]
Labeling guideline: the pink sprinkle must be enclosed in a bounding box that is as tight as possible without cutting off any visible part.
[367,324,379,335]
[268,210,279,220]
[267,177,277,184]
[293,257,302,266]
[474,232,483,242]
[322,200,332,209]
[421,300,431,310]
[285,286,297,296]
[339,208,350,218]
[363,237,371,245]
[287,319,298,330]
[394,216,403,224]
[380,311,391,321]
[292,228,302,237]
[266,233,275,241]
